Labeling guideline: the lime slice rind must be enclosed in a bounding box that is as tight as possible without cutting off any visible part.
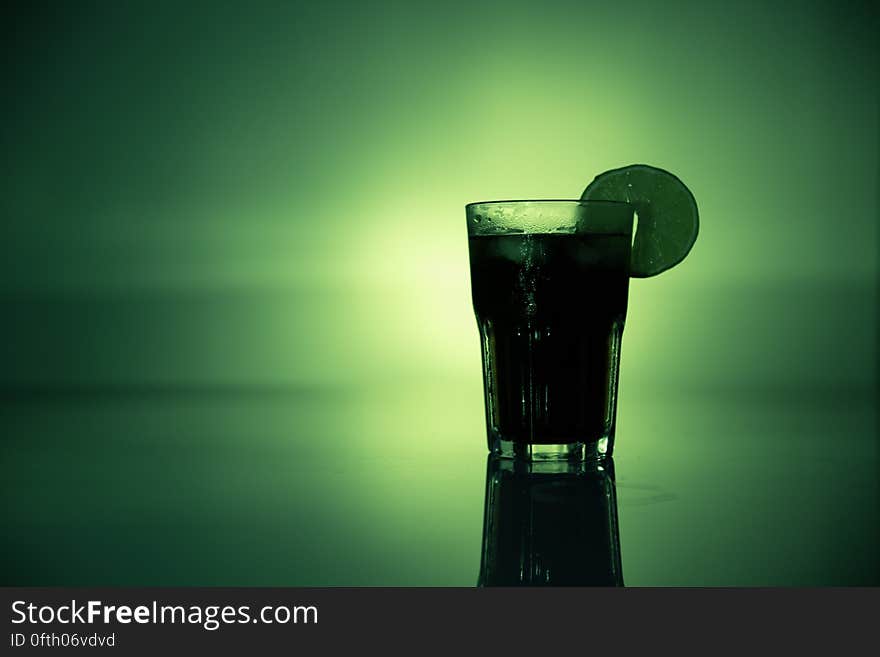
[580,164,699,278]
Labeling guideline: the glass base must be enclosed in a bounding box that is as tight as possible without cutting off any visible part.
[490,436,609,462]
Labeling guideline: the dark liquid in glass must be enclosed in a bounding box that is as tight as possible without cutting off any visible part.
[469,232,630,447]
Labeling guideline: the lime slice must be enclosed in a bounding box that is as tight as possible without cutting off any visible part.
[581,164,698,277]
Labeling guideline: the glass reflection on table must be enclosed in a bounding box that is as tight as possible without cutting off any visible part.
[478,455,623,586]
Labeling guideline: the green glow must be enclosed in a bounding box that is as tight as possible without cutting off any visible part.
[3,0,875,396]
[1,1,877,585]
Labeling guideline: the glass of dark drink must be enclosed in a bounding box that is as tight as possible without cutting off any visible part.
[466,200,634,461]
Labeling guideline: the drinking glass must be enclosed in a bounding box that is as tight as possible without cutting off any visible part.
[466,200,634,461]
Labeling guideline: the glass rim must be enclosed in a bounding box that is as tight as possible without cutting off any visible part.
[465,199,630,210]
[466,199,634,237]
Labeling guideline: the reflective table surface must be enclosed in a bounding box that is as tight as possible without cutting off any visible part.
[3,381,877,586]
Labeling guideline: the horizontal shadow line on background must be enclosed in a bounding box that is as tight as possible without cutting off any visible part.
[0,382,356,403]
[635,383,878,407]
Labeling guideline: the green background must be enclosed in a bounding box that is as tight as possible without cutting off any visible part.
[2,0,877,585]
